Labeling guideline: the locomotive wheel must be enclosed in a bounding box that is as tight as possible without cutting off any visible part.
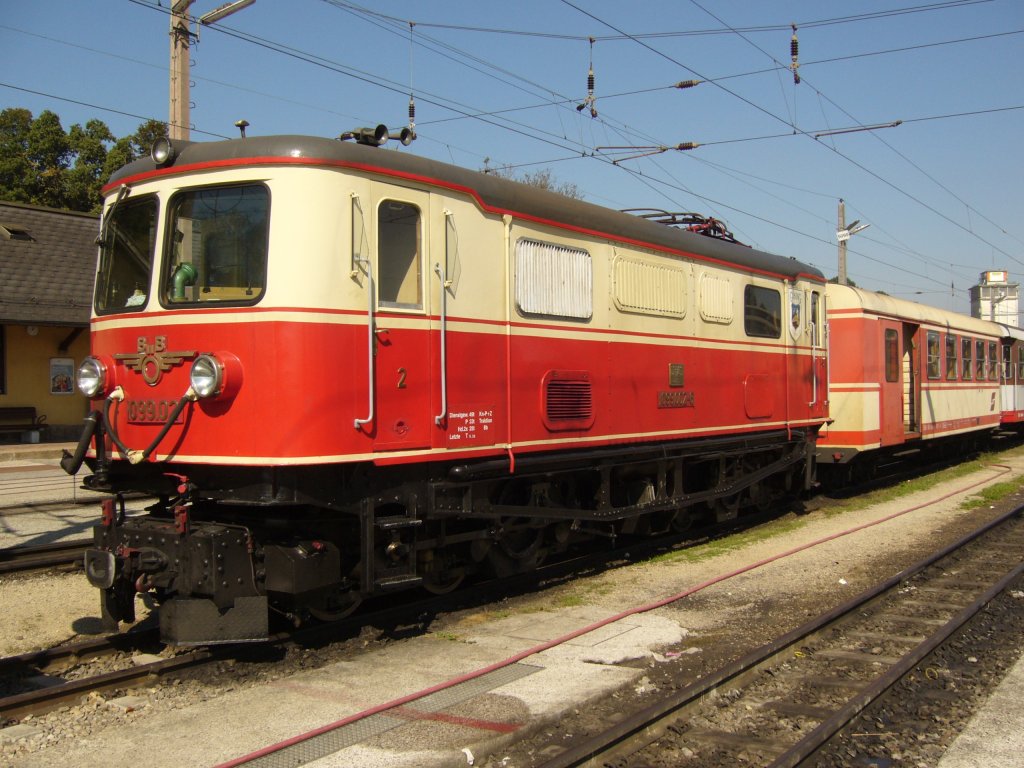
[421,548,466,594]
[308,563,363,621]
[308,590,362,622]
[423,566,466,594]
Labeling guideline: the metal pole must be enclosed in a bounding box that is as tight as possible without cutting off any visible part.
[169,1,195,141]
[837,198,847,286]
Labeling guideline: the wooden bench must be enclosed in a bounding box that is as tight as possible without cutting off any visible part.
[0,407,47,438]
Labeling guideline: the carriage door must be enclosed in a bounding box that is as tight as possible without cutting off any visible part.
[880,324,903,446]
[372,188,432,451]
[901,323,921,436]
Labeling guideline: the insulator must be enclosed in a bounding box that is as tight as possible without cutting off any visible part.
[675,80,701,89]
[408,95,415,123]
[587,68,595,95]
[790,24,800,84]
[675,142,700,151]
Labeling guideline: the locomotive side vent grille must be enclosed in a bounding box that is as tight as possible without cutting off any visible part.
[542,371,595,431]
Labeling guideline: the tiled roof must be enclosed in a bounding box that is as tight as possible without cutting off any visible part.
[0,201,97,326]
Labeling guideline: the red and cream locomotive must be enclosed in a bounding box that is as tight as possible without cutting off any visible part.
[66,130,829,643]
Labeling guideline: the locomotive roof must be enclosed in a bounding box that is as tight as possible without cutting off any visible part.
[108,134,823,283]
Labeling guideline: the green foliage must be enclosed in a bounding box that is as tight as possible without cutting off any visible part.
[0,108,167,214]
[481,159,584,200]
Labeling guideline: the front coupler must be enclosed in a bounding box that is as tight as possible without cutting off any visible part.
[85,498,268,644]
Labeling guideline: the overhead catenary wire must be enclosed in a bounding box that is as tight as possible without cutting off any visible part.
[9,1,1016,302]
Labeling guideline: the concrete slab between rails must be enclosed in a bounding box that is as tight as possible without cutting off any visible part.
[936,646,1024,768]
[19,606,686,768]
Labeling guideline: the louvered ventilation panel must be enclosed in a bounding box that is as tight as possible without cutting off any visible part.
[542,370,594,431]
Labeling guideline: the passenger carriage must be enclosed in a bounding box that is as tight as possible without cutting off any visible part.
[818,283,1001,479]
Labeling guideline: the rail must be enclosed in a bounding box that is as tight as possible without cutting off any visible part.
[535,505,1024,767]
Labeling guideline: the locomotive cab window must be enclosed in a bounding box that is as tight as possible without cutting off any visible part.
[926,331,940,379]
[163,184,268,305]
[95,194,158,314]
[743,285,781,339]
[378,200,422,310]
[945,334,957,380]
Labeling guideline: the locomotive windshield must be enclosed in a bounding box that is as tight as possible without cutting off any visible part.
[94,194,158,314]
[163,184,269,305]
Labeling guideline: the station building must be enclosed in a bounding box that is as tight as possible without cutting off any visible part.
[0,201,96,441]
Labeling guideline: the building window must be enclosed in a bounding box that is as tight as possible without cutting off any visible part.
[946,334,957,380]
[926,331,940,379]
[885,329,899,383]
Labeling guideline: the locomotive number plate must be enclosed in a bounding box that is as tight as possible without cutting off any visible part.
[126,399,183,425]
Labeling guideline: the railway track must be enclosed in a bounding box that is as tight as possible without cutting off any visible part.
[0,539,90,574]
[535,505,1024,768]
[0,513,754,723]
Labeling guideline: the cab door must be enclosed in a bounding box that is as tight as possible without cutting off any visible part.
[809,288,828,420]
[371,186,432,451]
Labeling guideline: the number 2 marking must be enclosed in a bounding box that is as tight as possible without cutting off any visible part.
[397,367,407,389]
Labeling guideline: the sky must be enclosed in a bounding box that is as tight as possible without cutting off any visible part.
[2,0,1022,317]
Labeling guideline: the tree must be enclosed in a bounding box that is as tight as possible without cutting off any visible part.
[482,159,584,200]
[0,108,167,213]
[0,108,36,204]
[67,119,115,212]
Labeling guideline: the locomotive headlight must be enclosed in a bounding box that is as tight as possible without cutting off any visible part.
[150,137,177,167]
[189,352,243,400]
[190,354,223,399]
[77,356,108,398]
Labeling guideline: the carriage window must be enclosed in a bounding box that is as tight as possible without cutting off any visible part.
[744,285,781,339]
[962,338,972,380]
[378,200,422,309]
[163,184,268,305]
[95,194,158,313]
[975,340,986,380]
[884,329,899,382]
[1003,343,1013,381]
[926,331,940,379]
[1018,346,1024,382]
[988,341,998,380]
[945,334,957,380]
[516,239,592,320]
